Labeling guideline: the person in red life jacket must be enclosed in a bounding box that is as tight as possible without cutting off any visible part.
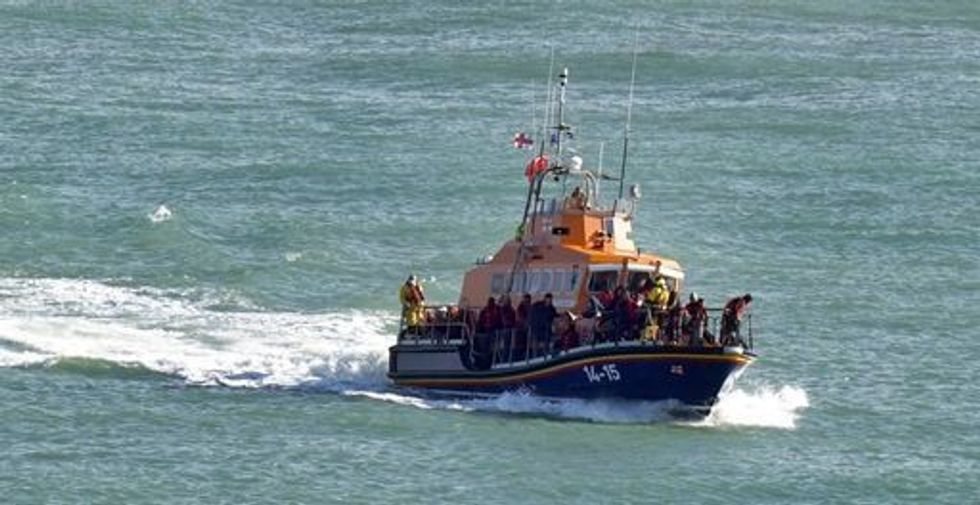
[477,297,501,334]
[683,293,710,346]
[597,284,616,312]
[556,312,580,352]
[611,286,635,341]
[720,293,753,346]
[474,297,501,369]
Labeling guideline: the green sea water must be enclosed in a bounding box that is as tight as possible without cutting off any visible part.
[1,1,978,503]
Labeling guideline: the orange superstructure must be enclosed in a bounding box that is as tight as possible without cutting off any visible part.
[454,67,687,314]
[458,164,685,313]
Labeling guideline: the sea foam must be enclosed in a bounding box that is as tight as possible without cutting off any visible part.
[148,204,173,223]
[699,384,810,429]
[345,387,808,428]
[0,278,807,428]
[0,278,391,390]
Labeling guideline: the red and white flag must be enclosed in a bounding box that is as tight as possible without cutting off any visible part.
[512,132,534,149]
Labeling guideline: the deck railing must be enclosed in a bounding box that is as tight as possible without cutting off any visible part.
[399,304,755,370]
[397,305,474,344]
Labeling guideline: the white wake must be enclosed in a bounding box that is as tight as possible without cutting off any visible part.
[347,386,808,428]
[0,278,808,428]
[0,278,391,389]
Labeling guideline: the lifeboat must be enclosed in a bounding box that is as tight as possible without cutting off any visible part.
[388,67,756,417]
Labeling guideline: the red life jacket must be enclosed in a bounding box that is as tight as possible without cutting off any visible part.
[685,300,706,319]
[724,298,747,319]
[478,305,501,332]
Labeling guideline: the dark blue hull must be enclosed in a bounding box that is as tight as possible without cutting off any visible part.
[389,344,754,411]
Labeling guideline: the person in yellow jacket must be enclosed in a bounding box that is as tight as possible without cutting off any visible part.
[645,276,670,310]
[399,275,426,336]
[642,276,670,342]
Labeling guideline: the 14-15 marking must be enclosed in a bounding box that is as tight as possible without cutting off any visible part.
[582,364,621,383]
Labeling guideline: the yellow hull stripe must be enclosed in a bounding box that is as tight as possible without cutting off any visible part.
[392,352,753,387]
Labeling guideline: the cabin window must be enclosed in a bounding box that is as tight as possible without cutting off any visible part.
[537,271,552,293]
[587,271,619,293]
[627,272,651,292]
[490,273,505,294]
[569,269,580,292]
[527,272,540,293]
[515,271,527,293]
[626,270,681,294]
[551,270,565,293]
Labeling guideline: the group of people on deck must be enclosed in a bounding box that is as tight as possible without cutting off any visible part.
[473,292,559,360]
[399,273,753,366]
[586,278,753,349]
[469,282,752,364]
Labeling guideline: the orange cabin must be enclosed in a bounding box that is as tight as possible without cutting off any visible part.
[458,189,684,313]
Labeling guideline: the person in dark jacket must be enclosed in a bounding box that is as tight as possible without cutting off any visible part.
[498,295,517,361]
[514,293,532,359]
[529,293,558,357]
[663,301,684,344]
[683,293,708,346]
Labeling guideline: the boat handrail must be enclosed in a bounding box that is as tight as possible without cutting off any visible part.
[464,311,755,370]
[398,303,755,362]
[397,304,474,345]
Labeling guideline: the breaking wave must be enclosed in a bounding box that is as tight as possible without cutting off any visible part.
[698,384,810,429]
[0,278,807,428]
[0,278,392,390]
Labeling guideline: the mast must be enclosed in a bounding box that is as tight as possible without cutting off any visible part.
[507,62,561,295]
[555,67,568,158]
[538,47,556,160]
[532,67,568,234]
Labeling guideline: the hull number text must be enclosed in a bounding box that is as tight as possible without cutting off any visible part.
[583,364,621,383]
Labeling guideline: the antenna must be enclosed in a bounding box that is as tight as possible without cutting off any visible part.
[597,141,605,202]
[527,79,536,165]
[556,67,568,157]
[618,30,640,201]
[539,47,556,158]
